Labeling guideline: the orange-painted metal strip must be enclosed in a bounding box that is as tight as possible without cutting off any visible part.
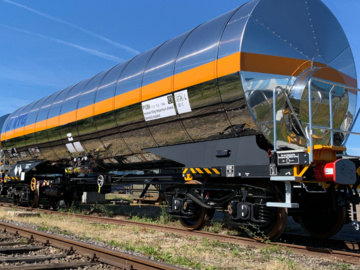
[2,52,357,142]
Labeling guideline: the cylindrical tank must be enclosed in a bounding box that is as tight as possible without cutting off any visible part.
[0,0,357,166]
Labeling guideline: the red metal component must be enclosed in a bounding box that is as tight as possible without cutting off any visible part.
[315,159,356,185]
[315,162,335,182]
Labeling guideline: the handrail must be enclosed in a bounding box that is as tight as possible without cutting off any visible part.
[272,77,360,163]
[308,78,360,163]
[273,87,278,152]
[272,86,306,154]
[328,85,335,146]
[308,79,313,162]
[343,108,360,147]
[311,125,360,135]
[310,77,359,91]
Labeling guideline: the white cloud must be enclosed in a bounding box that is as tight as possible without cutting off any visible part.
[0,24,124,63]
[3,0,139,55]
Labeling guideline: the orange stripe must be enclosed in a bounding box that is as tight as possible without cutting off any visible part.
[115,89,141,111]
[2,52,357,141]
[174,61,215,91]
[242,52,306,76]
[35,120,47,133]
[60,111,76,126]
[241,52,357,88]
[26,124,36,136]
[11,127,24,140]
[47,117,58,130]
[77,104,94,121]
[218,52,241,78]
[142,76,172,101]
[94,97,113,116]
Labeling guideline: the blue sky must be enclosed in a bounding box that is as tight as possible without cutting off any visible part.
[0,0,359,154]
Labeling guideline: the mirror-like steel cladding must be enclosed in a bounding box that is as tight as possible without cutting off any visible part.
[0,0,357,167]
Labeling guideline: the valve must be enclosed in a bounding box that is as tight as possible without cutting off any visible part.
[352,220,359,231]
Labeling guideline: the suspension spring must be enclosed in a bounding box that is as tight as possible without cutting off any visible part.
[258,205,272,224]
[183,199,197,215]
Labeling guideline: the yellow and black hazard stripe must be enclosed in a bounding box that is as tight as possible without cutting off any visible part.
[183,168,221,175]
[182,167,221,181]
[4,176,19,181]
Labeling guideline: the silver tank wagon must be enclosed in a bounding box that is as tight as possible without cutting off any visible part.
[0,0,357,167]
[0,0,359,241]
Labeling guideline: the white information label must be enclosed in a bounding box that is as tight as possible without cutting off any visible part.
[142,94,176,121]
[20,172,25,181]
[325,168,334,175]
[174,90,192,114]
[66,143,76,153]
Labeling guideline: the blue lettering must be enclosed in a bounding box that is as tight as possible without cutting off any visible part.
[6,119,13,131]
[17,114,27,128]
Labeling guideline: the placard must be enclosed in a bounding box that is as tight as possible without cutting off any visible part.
[142,94,176,121]
[174,90,192,114]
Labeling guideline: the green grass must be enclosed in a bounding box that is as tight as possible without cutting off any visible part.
[106,239,202,268]
[128,206,171,225]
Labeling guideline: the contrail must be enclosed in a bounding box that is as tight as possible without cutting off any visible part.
[3,0,140,55]
[0,24,124,63]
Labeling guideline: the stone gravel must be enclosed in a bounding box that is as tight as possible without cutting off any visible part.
[0,222,122,269]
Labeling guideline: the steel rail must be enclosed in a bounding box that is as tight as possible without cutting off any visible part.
[0,220,181,270]
[1,202,360,265]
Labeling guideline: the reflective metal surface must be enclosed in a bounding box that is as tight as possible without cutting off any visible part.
[94,64,131,159]
[0,0,357,164]
[116,48,159,155]
[174,9,235,75]
[240,0,357,150]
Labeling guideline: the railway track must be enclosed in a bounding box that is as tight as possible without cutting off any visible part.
[0,202,359,266]
[0,234,97,270]
[0,220,181,270]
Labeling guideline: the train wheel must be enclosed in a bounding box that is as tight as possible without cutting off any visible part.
[247,182,288,240]
[29,178,39,208]
[297,206,346,238]
[179,180,210,230]
[179,206,207,230]
[28,189,39,208]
